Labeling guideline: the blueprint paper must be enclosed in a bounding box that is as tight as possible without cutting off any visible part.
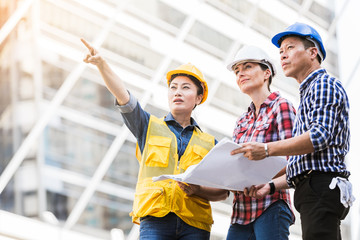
[152,138,287,191]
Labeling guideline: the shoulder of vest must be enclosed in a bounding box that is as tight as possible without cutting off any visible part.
[149,115,164,122]
[194,127,215,144]
[149,115,215,144]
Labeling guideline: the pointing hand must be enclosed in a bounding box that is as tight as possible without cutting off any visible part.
[81,38,104,66]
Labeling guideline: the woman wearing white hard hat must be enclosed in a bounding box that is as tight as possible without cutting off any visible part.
[81,38,228,239]
[236,22,352,240]
[226,45,296,240]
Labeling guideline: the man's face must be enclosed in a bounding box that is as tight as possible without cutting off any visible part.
[279,36,313,82]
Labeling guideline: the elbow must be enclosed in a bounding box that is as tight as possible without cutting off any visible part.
[211,190,229,202]
[310,127,330,152]
[197,187,229,202]
[220,191,229,201]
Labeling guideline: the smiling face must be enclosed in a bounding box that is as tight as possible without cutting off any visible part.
[168,75,203,115]
[233,62,271,94]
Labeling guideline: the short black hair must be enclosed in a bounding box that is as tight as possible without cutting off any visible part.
[279,34,321,63]
[169,73,203,96]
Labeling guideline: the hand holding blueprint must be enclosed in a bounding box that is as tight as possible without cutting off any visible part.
[153,139,287,191]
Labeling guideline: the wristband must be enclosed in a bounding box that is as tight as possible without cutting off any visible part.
[264,143,269,157]
[268,181,275,195]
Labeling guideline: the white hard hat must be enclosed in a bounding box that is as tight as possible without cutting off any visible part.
[227,45,276,77]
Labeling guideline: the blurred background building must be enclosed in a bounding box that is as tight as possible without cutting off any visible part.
[0,0,359,239]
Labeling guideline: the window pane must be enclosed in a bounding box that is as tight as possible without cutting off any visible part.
[211,83,249,115]
[127,0,186,34]
[308,1,333,29]
[186,21,233,59]
[252,9,287,38]
[279,0,304,9]
[44,118,115,176]
[105,140,138,188]
[215,0,253,15]
[103,31,164,71]
[40,0,103,42]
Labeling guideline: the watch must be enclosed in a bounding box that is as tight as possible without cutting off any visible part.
[268,181,276,195]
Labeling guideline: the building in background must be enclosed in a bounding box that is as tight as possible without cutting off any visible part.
[0,0,357,239]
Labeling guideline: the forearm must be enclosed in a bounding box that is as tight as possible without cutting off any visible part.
[268,131,314,156]
[272,174,290,190]
[97,60,130,105]
[81,38,130,105]
[246,173,289,198]
[273,166,286,179]
[195,187,229,201]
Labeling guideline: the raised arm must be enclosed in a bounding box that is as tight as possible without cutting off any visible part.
[81,38,129,105]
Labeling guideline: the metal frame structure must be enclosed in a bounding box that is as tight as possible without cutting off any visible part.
[1,0,358,239]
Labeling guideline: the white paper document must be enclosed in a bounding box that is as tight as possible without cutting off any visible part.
[152,139,287,191]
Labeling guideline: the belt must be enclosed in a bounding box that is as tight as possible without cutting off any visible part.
[290,170,347,188]
[290,170,313,187]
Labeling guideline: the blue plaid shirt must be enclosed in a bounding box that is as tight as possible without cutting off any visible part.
[286,68,350,187]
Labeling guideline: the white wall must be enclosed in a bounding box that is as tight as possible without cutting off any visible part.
[336,0,360,239]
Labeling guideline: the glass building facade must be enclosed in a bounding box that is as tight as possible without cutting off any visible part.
[1,0,357,239]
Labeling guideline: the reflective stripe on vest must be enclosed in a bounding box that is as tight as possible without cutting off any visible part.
[131,115,215,232]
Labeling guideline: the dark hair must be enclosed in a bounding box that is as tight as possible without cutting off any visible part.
[169,73,203,96]
[279,35,321,63]
[259,63,272,91]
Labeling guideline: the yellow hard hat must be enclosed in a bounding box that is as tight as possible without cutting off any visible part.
[166,63,208,104]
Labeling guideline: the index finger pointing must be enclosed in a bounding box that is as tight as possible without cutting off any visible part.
[80,38,94,54]
[231,146,244,155]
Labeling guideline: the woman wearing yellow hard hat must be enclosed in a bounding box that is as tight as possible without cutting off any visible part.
[166,63,208,104]
[81,38,228,239]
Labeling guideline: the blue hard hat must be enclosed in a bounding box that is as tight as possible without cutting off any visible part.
[271,22,326,61]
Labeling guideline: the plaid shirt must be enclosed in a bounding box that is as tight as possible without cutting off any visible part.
[286,69,351,186]
[231,91,296,225]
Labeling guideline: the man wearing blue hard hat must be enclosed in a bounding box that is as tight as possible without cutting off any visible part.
[232,22,354,240]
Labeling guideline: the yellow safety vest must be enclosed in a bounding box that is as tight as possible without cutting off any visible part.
[130,115,215,232]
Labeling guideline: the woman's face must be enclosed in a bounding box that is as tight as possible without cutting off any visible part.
[168,76,203,115]
[233,62,269,94]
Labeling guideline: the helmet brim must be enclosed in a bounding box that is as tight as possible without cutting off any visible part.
[227,59,264,71]
[166,69,208,104]
[271,31,326,61]
[271,31,308,48]
[227,59,276,77]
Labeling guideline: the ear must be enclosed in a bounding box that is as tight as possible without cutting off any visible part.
[196,94,203,105]
[309,47,318,60]
[264,68,271,81]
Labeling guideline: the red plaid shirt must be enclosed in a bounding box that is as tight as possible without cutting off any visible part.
[231,91,296,225]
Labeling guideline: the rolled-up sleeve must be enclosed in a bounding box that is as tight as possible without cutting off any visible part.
[114,91,150,152]
[308,78,341,152]
[114,91,138,113]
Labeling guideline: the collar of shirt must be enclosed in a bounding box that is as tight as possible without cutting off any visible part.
[163,112,202,132]
[248,91,281,113]
[299,68,326,94]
